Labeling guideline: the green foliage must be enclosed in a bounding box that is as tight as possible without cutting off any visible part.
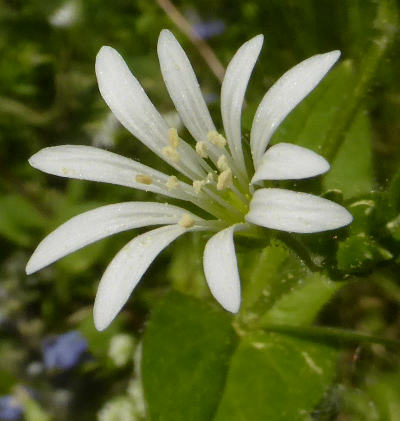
[142,292,340,421]
[337,234,392,273]
[323,110,373,199]
[240,240,310,320]
[341,368,400,420]
[214,331,337,421]
[0,194,46,246]
[142,292,237,421]
[260,273,342,326]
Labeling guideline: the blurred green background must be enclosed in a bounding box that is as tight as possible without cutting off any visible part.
[1,0,400,419]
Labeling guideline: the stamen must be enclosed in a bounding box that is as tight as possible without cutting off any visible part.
[166,175,179,191]
[168,127,180,149]
[178,213,195,228]
[207,130,226,148]
[217,155,229,171]
[195,141,209,158]
[206,172,214,183]
[162,146,180,162]
[135,174,153,185]
[193,180,206,194]
[217,168,232,191]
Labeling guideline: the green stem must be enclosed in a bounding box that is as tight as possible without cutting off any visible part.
[263,324,400,349]
[322,0,398,162]
[276,232,323,272]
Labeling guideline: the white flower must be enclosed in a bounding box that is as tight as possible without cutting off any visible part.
[108,334,136,367]
[26,30,352,331]
[97,396,140,421]
[49,0,79,28]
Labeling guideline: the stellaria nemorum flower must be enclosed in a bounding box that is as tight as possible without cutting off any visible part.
[26,30,352,330]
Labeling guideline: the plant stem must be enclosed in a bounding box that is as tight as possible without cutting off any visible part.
[155,0,225,82]
[263,324,400,349]
[277,232,323,272]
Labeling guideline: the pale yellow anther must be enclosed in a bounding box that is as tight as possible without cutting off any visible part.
[178,213,195,228]
[193,180,206,194]
[217,155,229,171]
[217,168,232,191]
[168,127,180,149]
[207,130,226,148]
[162,146,180,162]
[195,141,208,158]
[206,172,214,183]
[135,174,153,185]
[166,175,179,191]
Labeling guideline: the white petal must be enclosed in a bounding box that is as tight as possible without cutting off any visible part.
[251,142,330,183]
[29,145,195,201]
[250,51,341,167]
[157,30,216,143]
[94,225,190,331]
[246,188,353,233]
[203,225,241,313]
[96,46,205,179]
[221,35,263,174]
[26,202,198,274]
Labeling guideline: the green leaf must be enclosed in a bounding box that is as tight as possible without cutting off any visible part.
[213,331,338,421]
[348,199,376,234]
[260,273,343,327]
[0,194,46,246]
[337,233,393,273]
[240,240,310,322]
[323,110,373,199]
[142,291,238,421]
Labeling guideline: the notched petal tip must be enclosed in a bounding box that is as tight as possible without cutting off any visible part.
[93,225,188,331]
[28,152,40,169]
[251,143,331,183]
[338,206,353,227]
[248,34,264,48]
[25,245,49,275]
[224,298,240,314]
[250,49,342,167]
[326,49,341,62]
[95,46,117,69]
[157,29,176,52]
[203,226,241,314]
[159,28,173,39]
[25,259,36,276]
[246,188,353,233]
[28,147,54,170]
[93,306,109,332]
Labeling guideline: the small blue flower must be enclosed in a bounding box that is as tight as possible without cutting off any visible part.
[0,396,23,421]
[193,19,225,39]
[42,330,88,371]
